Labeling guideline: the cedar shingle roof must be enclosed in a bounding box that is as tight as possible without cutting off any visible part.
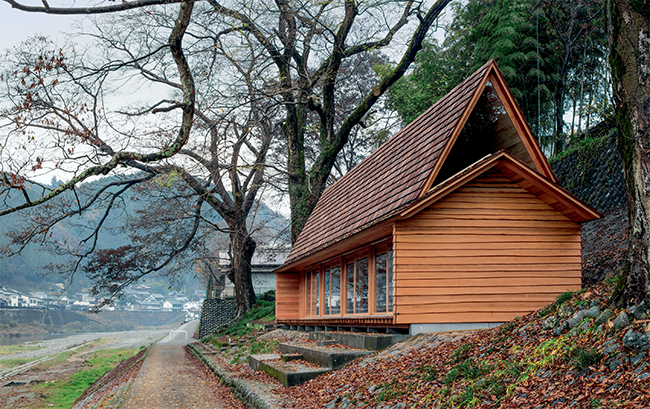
[281,61,494,267]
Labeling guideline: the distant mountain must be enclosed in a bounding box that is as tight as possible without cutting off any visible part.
[0,176,288,293]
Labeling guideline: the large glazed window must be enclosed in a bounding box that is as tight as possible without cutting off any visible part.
[375,248,394,314]
[327,266,341,315]
[304,240,391,318]
[433,80,535,186]
[305,269,320,316]
[346,261,354,314]
[355,257,369,314]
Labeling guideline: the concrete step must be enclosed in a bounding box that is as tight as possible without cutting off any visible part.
[309,331,409,351]
[248,354,330,387]
[277,342,371,369]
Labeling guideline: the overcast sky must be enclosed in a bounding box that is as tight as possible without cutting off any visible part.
[0,2,83,52]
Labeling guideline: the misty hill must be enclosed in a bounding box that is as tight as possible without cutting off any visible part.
[0,175,288,293]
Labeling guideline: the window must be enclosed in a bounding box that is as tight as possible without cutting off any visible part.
[305,240,392,317]
[326,265,341,315]
[375,248,394,314]
[346,261,354,314]
[305,269,320,316]
[355,257,369,313]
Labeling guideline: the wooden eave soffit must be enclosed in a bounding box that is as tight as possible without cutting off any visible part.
[418,64,556,199]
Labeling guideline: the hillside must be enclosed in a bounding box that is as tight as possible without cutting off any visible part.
[272,277,649,408]
[0,176,288,293]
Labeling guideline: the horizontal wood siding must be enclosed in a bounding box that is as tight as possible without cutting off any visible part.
[394,170,582,325]
[276,272,300,320]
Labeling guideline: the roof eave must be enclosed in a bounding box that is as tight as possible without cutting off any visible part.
[401,151,601,222]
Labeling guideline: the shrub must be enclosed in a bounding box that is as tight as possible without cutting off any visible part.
[569,347,603,371]
[259,290,276,302]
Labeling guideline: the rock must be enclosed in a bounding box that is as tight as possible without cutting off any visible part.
[368,385,377,393]
[603,343,620,355]
[629,300,650,320]
[623,329,650,351]
[542,316,559,330]
[579,320,593,331]
[634,362,648,376]
[631,352,647,367]
[554,324,565,336]
[607,358,624,372]
[585,306,601,319]
[613,311,630,329]
[591,298,602,308]
[595,309,614,326]
[639,373,650,380]
[559,304,573,318]
[567,310,587,329]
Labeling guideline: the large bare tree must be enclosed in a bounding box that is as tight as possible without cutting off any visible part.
[0,1,285,316]
[607,0,650,306]
[2,0,452,243]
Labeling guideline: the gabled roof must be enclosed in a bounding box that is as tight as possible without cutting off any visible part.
[277,61,562,270]
[400,151,601,222]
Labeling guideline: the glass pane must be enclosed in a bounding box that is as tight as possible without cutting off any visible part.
[315,271,320,316]
[375,252,387,313]
[387,250,394,312]
[355,257,368,314]
[346,262,354,314]
[331,266,341,315]
[324,269,330,315]
[306,271,312,316]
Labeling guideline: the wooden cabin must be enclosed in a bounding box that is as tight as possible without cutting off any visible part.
[274,61,601,335]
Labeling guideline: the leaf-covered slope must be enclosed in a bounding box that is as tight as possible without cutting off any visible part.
[278,278,650,408]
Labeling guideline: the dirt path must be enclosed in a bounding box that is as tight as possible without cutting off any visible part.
[121,321,245,409]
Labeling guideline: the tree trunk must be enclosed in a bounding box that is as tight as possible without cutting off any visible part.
[227,223,257,317]
[608,0,650,306]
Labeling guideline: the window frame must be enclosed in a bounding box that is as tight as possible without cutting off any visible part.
[303,239,393,318]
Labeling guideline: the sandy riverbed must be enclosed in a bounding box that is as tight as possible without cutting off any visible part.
[0,328,172,362]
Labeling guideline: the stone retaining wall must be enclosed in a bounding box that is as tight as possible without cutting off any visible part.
[197,298,237,338]
[550,130,625,214]
[551,130,628,284]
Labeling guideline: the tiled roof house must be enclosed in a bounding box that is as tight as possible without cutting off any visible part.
[274,61,601,335]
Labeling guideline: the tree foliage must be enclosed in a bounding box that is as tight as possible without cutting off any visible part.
[385,0,610,155]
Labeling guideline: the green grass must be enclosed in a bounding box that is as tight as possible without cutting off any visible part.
[214,300,275,339]
[34,348,139,409]
[0,357,39,369]
[0,343,44,356]
[224,339,278,365]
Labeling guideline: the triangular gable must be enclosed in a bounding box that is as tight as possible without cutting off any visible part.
[419,61,556,197]
[401,151,600,222]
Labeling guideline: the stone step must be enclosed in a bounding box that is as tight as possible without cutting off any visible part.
[309,331,409,351]
[316,339,338,347]
[248,354,330,387]
[278,342,371,369]
[281,353,303,362]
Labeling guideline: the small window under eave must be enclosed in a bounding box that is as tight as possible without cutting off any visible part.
[432,80,537,187]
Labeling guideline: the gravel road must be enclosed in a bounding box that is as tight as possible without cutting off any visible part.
[0,326,182,362]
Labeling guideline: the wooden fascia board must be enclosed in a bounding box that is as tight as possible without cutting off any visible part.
[401,152,507,219]
[487,69,558,183]
[274,220,394,273]
[418,67,492,197]
[495,160,602,222]
[401,151,601,222]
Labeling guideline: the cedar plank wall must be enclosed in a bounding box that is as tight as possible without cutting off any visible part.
[276,272,301,320]
[393,169,582,325]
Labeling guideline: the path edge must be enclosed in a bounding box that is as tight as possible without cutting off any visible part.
[187,343,279,409]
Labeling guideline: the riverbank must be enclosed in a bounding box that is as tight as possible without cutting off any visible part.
[0,327,173,408]
[0,308,186,338]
